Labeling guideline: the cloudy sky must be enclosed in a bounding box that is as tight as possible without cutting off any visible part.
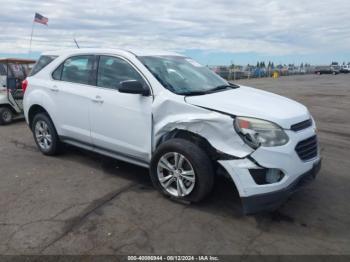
[1,0,350,65]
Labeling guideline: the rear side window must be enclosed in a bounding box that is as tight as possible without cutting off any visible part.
[52,64,63,80]
[61,56,95,85]
[30,55,57,76]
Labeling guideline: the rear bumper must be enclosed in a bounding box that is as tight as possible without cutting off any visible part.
[241,159,322,214]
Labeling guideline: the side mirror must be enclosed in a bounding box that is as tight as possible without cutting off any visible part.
[7,78,17,91]
[119,80,150,96]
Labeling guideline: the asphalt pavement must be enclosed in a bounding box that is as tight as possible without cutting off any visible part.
[0,74,349,255]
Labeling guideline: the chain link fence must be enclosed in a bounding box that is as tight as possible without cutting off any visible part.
[211,65,317,81]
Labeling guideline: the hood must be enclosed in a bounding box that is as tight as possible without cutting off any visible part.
[185,86,310,129]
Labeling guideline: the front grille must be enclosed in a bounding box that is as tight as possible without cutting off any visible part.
[291,119,312,131]
[295,135,318,161]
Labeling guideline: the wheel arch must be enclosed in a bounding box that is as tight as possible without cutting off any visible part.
[155,129,240,162]
[154,129,241,198]
[28,104,50,130]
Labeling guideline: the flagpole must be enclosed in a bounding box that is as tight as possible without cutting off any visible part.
[29,20,35,58]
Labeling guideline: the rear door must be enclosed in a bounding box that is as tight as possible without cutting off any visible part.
[90,55,153,163]
[51,55,96,144]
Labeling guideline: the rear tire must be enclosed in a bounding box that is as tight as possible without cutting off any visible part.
[0,107,13,125]
[32,113,62,155]
[150,138,214,203]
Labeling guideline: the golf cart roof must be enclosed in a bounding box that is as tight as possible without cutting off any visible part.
[0,58,36,64]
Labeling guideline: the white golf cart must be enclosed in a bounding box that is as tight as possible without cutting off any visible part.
[0,58,36,125]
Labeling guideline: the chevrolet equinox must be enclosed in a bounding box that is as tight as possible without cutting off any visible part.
[23,49,321,214]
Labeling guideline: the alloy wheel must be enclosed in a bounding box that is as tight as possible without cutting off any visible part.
[34,120,52,151]
[157,152,196,197]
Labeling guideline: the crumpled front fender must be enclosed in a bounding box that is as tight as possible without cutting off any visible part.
[152,94,253,158]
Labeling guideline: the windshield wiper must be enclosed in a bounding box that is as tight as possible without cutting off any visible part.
[181,91,208,96]
[182,84,239,96]
[207,83,239,93]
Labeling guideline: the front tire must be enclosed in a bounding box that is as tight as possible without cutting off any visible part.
[150,138,214,203]
[32,113,61,155]
[0,107,13,125]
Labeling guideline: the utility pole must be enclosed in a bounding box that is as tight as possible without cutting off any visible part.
[28,21,35,58]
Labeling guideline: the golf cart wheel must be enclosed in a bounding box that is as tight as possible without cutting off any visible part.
[32,113,61,155]
[0,107,13,125]
[150,138,214,203]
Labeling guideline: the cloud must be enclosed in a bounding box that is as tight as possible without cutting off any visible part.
[0,0,349,58]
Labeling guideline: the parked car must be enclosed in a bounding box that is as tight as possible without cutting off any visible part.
[314,66,339,75]
[0,58,36,124]
[23,49,321,214]
[340,65,350,73]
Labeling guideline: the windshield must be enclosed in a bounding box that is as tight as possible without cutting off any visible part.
[139,56,236,95]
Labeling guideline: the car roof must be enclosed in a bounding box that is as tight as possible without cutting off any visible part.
[43,48,185,58]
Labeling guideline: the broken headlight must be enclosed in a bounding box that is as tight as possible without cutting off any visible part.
[234,117,289,148]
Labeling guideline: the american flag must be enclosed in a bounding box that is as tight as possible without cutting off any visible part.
[34,13,48,25]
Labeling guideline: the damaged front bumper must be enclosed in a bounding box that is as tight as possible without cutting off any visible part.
[218,128,321,214]
[241,159,321,214]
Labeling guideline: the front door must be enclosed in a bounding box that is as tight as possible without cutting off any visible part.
[90,55,152,164]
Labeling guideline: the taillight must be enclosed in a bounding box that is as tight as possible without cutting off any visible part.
[22,79,28,93]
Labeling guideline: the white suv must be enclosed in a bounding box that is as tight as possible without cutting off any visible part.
[23,49,321,214]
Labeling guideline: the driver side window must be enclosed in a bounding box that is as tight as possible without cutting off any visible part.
[97,56,145,90]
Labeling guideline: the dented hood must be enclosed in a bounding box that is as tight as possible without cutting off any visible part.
[185,86,310,129]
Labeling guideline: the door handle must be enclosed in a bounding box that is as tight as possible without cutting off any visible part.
[49,86,59,92]
[91,96,104,104]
